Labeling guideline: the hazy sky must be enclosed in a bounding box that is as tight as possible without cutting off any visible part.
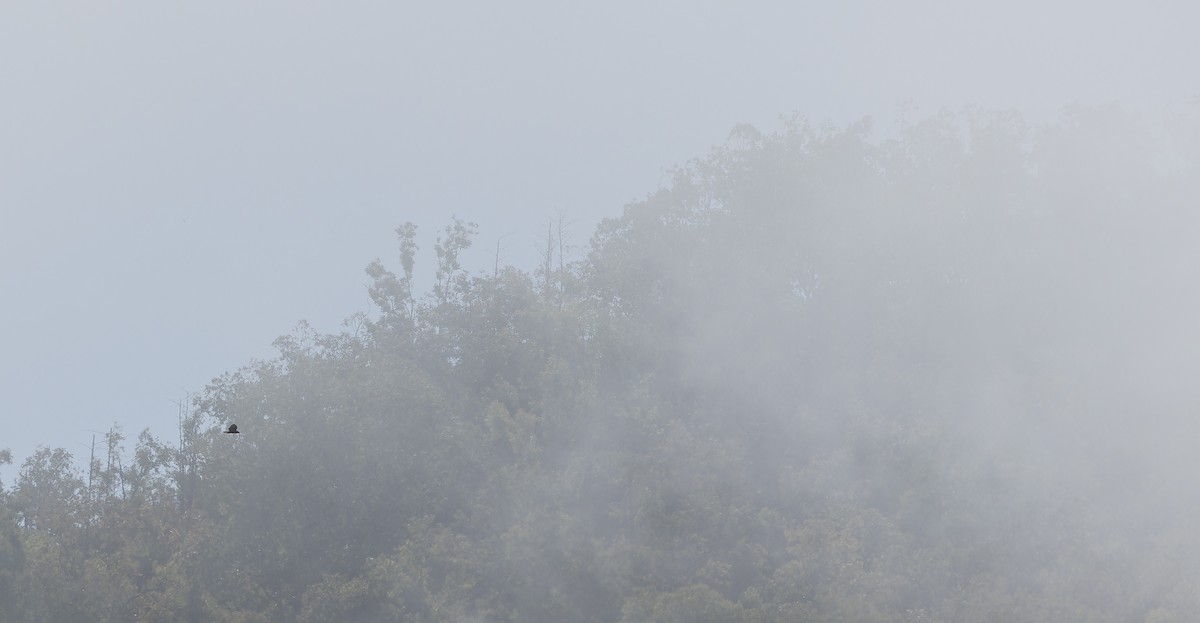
[2,0,1197,476]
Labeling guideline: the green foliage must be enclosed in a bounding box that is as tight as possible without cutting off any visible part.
[0,503,22,620]
[3,106,1200,621]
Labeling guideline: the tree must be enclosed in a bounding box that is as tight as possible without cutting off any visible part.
[6,106,1200,621]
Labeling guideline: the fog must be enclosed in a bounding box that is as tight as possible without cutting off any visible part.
[4,1,1200,621]
[4,0,1197,470]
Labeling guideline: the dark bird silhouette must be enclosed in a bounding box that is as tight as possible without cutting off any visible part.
[224,424,240,434]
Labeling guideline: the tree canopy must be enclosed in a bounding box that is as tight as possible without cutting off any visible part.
[4,106,1200,622]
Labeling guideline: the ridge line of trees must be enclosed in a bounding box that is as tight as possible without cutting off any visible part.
[3,106,1200,622]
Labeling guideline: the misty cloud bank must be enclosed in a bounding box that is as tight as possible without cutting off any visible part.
[3,105,1200,621]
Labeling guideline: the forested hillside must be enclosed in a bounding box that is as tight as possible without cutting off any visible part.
[4,107,1200,622]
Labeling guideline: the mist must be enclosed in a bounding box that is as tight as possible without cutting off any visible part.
[6,1,1200,621]
[5,104,1200,621]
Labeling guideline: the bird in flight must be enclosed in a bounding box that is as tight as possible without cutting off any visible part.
[224,424,240,434]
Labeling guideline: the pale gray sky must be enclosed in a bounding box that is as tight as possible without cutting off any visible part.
[2,0,1197,476]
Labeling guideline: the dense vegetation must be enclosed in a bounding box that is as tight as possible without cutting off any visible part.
[4,107,1200,622]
